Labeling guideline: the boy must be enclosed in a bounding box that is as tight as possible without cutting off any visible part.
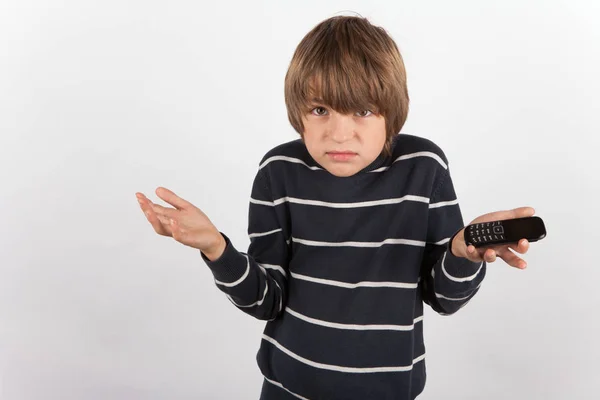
[136,15,534,399]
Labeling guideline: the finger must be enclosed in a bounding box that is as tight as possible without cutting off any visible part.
[477,206,536,223]
[155,213,172,227]
[151,203,179,219]
[472,247,494,263]
[509,206,536,219]
[467,245,476,255]
[137,195,158,214]
[138,198,177,236]
[137,195,156,211]
[509,239,529,255]
[143,204,171,236]
[500,206,536,221]
[466,245,481,261]
[155,187,192,210]
[498,247,527,269]
[137,197,153,215]
[482,248,497,263]
[136,193,148,207]
[465,245,488,264]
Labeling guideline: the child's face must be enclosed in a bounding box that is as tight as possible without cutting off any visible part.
[301,105,386,177]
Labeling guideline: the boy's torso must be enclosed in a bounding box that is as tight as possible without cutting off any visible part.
[256,134,446,399]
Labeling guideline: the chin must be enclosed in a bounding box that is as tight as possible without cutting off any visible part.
[324,164,361,177]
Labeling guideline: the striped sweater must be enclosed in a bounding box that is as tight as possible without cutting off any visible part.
[201,133,486,399]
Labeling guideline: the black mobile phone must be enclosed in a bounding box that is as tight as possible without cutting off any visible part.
[464,216,546,248]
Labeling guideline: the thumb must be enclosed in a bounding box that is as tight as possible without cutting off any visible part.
[495,206,536,221]
[465,244,484,263]
[472,206,535,225]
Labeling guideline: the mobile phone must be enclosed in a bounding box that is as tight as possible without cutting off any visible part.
[464,216,546,247]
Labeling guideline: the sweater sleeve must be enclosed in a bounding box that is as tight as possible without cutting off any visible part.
[200,167,290,321]
[420,166,486,315]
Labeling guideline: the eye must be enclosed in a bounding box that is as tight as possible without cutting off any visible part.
[311,106,328,116]
[355,110,373,117]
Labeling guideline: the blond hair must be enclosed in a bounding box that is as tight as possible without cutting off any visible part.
[284,15,409,156]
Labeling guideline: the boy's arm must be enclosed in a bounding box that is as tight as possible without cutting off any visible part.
[200,167,289,321]
[420,166,487,315]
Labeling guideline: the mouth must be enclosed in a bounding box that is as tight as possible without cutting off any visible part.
[326,151,358,162]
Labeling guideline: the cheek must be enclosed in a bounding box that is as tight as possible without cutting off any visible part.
[362,120,386,144]
[375,120,387,146]
[301,124,323,145]
[300,129,322,155]
[304,137,324,158]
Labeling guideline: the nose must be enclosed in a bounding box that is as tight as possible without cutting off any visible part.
[329,114,355,143]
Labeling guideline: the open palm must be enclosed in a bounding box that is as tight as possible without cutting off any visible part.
[136,187,224,257]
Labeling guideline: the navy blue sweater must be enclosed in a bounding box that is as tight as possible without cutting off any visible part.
[202,134,486,399]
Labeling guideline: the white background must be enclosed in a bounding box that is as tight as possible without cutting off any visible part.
[1,0,599,399]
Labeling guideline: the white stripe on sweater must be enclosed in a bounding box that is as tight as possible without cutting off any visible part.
[429,199,459,208]
[259,263,287,278]
[292,237,426,248]
[259,155,322,171]
[227,281,269,307]
[251,195,430,208]
[262,376,310,400]
[249,228,282,238]
[286,307,422,331]
[439,252,485,282]
[274,280,283,313]
[435,292,471,301]
[262,334,425,373]
[250,198,279,207]
[290,271,417,289]
[433,237,451,246]
[435,283,482,301]
[370,151,448,172]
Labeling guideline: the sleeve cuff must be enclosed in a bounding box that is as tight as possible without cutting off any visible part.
[447,228,461,257]
[444,229,484,278]
[200,233,249,283]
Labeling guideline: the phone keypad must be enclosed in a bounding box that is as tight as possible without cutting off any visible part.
[467,221,505,245]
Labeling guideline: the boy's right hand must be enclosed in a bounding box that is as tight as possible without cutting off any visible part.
[135,187,226,261]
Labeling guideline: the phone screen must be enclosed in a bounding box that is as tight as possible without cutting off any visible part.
[502,217,546,241]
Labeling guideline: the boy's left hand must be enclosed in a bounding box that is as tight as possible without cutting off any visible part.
[451,206,535,269]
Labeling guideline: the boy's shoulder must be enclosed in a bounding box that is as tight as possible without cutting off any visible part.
[257,138,315,168]
[391,133,450,166]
